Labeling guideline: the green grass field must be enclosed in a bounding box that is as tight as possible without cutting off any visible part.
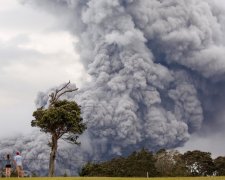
[3,177,225,180]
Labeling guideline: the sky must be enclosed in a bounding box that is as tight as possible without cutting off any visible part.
[0,0,225,159]
[0,0,88,138]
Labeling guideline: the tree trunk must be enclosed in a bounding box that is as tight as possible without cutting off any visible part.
[48,135,58,177]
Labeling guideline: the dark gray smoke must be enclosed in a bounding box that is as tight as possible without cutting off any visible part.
[1,0,225,175]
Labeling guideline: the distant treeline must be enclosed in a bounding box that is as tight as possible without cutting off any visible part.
[79,149,225,177]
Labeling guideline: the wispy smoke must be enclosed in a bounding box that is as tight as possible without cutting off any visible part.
[2,0,225,175]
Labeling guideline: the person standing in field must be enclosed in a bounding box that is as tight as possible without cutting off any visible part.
[5,154,12,177]
[14,152,24,177]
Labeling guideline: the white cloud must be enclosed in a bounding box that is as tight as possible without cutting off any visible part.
[0,0,88,137]
[19,32,78,54]
[0,0,19,11]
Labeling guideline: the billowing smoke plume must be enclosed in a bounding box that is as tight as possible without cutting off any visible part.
[1,0,225,175]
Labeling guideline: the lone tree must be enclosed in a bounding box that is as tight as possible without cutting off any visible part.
[31,81,86,176]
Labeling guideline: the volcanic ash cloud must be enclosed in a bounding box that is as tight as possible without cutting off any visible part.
[2,0,225,175]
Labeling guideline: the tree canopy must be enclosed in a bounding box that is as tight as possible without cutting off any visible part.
[79,149,224,177]
[32,100,86,143]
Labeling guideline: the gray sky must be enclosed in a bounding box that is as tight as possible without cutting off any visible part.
[0,0,88,138]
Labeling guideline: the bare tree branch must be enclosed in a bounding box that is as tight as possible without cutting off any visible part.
[49,81,78,106]
[56,81,71,93]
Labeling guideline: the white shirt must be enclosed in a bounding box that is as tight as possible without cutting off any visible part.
[14,155,23,166]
